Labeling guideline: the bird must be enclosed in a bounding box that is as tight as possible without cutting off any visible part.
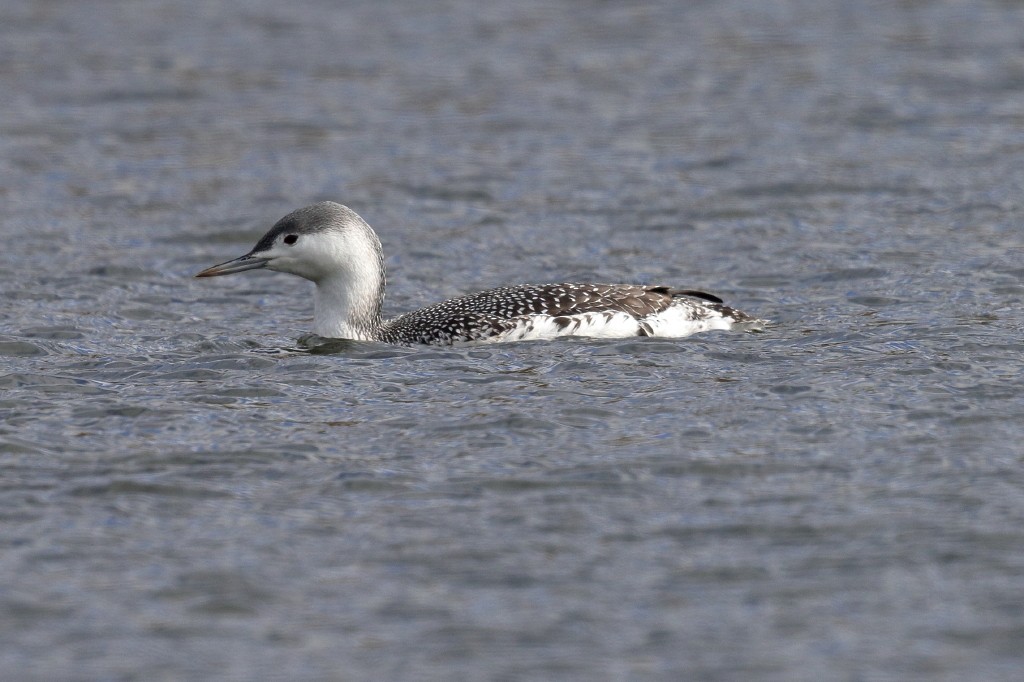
[195,202,760,346]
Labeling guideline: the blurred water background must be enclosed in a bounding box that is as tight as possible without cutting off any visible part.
[2,0,1024,679]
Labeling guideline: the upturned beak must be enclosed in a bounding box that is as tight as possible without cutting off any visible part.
[195,254,271,278]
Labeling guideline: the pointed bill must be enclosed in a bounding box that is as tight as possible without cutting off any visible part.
[195,254,271,278]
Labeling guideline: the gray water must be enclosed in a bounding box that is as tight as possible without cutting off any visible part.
[2,0,1024,680]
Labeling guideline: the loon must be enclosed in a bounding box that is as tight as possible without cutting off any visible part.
[195,202,759,346]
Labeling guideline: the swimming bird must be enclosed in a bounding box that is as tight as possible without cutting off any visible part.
[196,202,759,346]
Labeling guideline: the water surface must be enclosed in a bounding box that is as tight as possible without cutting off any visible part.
[2,0,1024,680]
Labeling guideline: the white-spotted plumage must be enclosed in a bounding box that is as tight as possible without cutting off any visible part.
[196,202,760,346]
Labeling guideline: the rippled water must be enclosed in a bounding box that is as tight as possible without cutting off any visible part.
[3,0,1024,679]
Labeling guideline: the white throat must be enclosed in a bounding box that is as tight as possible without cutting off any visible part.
[312,268,384,340]
[260,216,386,340]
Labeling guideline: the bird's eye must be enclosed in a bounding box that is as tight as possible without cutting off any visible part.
[283,234,298,245]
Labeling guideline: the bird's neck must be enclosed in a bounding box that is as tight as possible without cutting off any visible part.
[312,261,385,341]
